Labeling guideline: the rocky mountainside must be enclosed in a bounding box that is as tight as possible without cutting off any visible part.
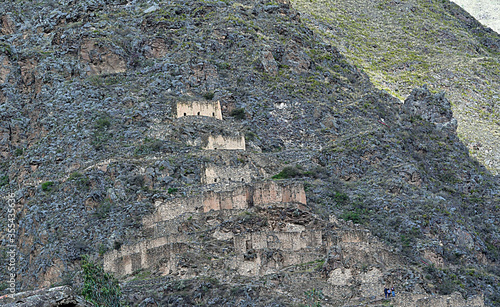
[0,0,498,306]
[292,0,500,175]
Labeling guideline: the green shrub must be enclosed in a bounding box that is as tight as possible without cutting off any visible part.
[304,288,323,307]
[92,115,112,150]
[0,175,8,187]
[14,148,23,156]
[0,282,8,291]
[134,139,163,156]
[41,181,54,192]
[333,191,349,205]
[272,166,303,179]
[340,202,370,224]
[340,211,362,224]
[203,91,214,100]
[94,116,111,131]
[69,172,90,190]
[245,131,256,141]
[230,108,246,119]
[81,256,122,306]
[168,187,178,194]
[95,198,113,219]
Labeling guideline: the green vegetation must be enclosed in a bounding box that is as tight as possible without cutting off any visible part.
[41,181,55,192]
[340,202,370,224]
[81,256,122,306]
[203,91,214,100]
[230,108,246,119]
[245,131,257,141]
[95,198,113,219]
[69,172,90,190]
[92,115,113,150]
[0,175,8,187]
[304,288,323,307]
[87,75,125,87]
[272,166,304,179]
[134,138,163,156]
[332,191,349,206]
[167,187,178,194]
[0,42,13,56]
[292,0,500,174]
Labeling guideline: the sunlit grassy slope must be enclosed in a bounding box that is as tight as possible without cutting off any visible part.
[292,0,500,174]
[452,0,500,33]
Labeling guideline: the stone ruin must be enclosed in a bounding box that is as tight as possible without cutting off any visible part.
[203,134,245,150]
[202,164,260,184]
[104,181,308,276]
[176,101,222,120]
[99,99,486,306]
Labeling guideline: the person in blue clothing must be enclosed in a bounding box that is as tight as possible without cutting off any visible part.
[391,287,395,297]
[384,287,388,298]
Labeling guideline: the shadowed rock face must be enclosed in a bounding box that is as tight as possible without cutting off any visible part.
[402,86,457,131]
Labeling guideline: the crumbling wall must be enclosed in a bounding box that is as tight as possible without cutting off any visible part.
[204,134,245,150]
[202,164,259,184]
[143,181,307,226]
[104,235,189,276]
[233,231,324,276]
[107,181,308,276]
[234,231,322,252]
[176,101,222,119]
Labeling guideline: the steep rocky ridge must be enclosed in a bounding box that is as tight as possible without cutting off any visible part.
[292,0,500,174]
[0,0,498,306]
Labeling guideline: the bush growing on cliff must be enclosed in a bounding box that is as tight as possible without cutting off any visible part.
[81,256,122,307]
[203,91,214,100]
[41,181,54,192]
[272,166,303,179]
[230,108,246,119]
[0,175,8,187]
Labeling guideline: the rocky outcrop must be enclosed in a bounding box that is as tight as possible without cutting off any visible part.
[0,286,92,307]
[402,85,457,131]
[79,38,126,75]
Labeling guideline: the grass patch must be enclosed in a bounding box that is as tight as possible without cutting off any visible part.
[41,181,55,192]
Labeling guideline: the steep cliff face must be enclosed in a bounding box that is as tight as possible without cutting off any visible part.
[0,0,498,306]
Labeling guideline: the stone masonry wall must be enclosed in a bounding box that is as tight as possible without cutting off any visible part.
[104,235,189,275]
[204,134,245,150]
[105,181,307,276]
[202,164,259,184]
[233,231,324,276]
[143,181,306,227]
[176,101,223,120]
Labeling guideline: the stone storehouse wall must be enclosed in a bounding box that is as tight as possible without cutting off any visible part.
[104,235,189,275]
[176,101,222,120]
[143,181,306,227]
[202,164,259,184]
[233,230,324,276]
[204,134,245,150]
